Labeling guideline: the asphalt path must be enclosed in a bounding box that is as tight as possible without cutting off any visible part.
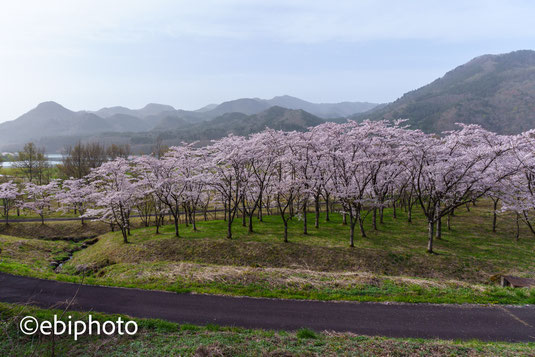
[3,209,226,223]
[1,273,534,342]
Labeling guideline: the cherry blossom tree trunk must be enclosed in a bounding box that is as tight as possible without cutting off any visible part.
[248,214,254,233]
[427,219,434,253]
[515,212,520,242]
[358,213,367,238]
[436,217,442,239]
[172,211,180,237]
[349,213,356,247]
[379,207,384,224]
[303,201,308,235]
[325,194,330,222]
[227,217,233,239]
[121,227,128,244]
[372,208,377,230]
[314,194,320,229]
[258,195,263,222]
[522,211,535,237]
[242,198,246,227]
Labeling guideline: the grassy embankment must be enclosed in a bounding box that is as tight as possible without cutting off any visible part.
[0,201,534,304]
[1,302,533,356]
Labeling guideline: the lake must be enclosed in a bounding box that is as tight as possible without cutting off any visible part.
[1,154,63,168]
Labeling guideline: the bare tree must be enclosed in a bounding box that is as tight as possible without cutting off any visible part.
[14,142,48,183]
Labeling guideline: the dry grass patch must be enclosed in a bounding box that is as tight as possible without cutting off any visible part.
[66,233,499,283]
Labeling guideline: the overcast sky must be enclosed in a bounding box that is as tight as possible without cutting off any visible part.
[1,0,534,122]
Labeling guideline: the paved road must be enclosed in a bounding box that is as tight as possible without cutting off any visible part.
[4,209,225,223]
[1,273,534,342]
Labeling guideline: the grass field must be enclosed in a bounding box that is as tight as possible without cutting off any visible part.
[1,201,534,304]
[1,302,533,356]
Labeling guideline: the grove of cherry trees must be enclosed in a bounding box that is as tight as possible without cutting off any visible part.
[2,120,535,253]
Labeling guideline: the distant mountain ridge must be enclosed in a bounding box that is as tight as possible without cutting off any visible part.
[202,95,378,119]
[89,103,176,119]
[1,106,327,153]
[0,101,151,147]
[0,96,377,150]
[354,50,535,134]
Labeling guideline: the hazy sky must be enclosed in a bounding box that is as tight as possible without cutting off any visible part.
[1,0,534,122]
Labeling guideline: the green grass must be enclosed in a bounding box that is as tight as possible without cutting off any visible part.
[1,201,535,304]
[1,302,533,356]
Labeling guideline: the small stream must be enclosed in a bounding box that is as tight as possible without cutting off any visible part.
[51,237,99,273]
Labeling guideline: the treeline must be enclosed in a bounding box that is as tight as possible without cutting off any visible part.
[59,142,133,179]
[2,142,135,184]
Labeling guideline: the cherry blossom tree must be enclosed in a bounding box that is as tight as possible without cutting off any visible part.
[498,130,535,238]
[85,158,139,243]
[23,181,59,224]
[209,135,249,239]
[272,135,302,243]
[133,155,169,234]
[0,181,19,225]
[240,130,277,233]
[328,121,384,246]
[409,124,514,253]
[165,144,209,232]
[55,178,93,225]
[135,153,187,237]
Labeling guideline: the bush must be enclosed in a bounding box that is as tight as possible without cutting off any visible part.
[296,328,317,339]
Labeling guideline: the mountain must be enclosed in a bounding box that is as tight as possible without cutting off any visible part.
[104,114,152,132]
[0,102,152,148]
[153,106,326,143]
[0,102,108,145]
[194,103,218,112]
[267,95,378,118]
[203,98,272,118]
[200,96,378,119]
[136,103,176,118]
[209,106,326,135]
[354,50,535,134]
[152,114,189,131]
[92,103,176,119]
[90,106,135,118]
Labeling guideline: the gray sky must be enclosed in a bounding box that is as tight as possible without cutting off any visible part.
[1,0,534,122]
